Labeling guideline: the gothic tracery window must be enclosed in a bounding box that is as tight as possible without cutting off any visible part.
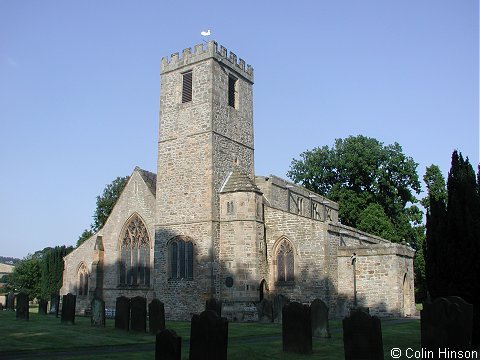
[119,214,151,286]
[276,239,294,282]
[170,237,193,279]
[78,263,89,296]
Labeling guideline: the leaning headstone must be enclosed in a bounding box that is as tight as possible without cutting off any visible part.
[421,297,473,351]
[155,329,182,360]
[256,298,273,323]
[149,299,165,334]
[311,298,331,338]
[61,293,76,324]
[38,299,48,315]
[115,296,130,330]
[282,302,312,354]
[190,310,228,360]
[343,310,383,360]
[91,296,106,327]
[205,298,222,317]
[15,292,29,320]
[130,296,147,332]
[49,293,60,316]
[6,291,15,310]
[273,294,290,323]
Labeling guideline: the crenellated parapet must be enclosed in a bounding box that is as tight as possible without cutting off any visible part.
[161,41,254,82]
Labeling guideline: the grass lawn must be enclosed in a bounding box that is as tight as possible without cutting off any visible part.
[0,310,420,359]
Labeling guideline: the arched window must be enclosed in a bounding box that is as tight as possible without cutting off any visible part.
[276,239,294,282]
[78,263,89,296]
[119,214,151,286]
[169,237,193,279]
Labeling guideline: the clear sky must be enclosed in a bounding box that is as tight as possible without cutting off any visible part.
[1,1,478,259]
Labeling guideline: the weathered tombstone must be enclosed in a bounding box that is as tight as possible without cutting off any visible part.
[15,292,29,320]
[311,298,331,338]
[38,299,48,315]
[282,302,312,354]
[190,310,228,360]
[115,296,130,330]
[256,298,273,323]
[343,310,383,360]
[273,294,290,323]
[421,297,473,351]
[61,293,76,324]
[49,293,60,316]
[91,296,106,327]
[130,296,147,332]
[149,299,165,334]
[205,298,222,317]
[6,291,15,310]
[155,329,182,360]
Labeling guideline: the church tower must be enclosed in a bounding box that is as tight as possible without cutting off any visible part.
[155,41,255,318]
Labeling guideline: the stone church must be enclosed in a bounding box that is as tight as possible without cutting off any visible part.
[61,41,415,320]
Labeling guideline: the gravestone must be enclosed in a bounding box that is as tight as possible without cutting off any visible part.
[421,297,473,351]
[190,310,228,360]
[6,291,15,310]
[311,298,331,338]
[49,293,60,316]
[256,298,273,323]
[15,292,29,320]
[273,294,290,323]
[91,296,106,327]
[282,302,312,354]
[343,310,383,360]
[61,293,76,324]
[38,299,48,315]
[155,329,182,360]
[115,296,130,330]
[130,296,147,332]
[205,298,222,317]
[149,299,165,334]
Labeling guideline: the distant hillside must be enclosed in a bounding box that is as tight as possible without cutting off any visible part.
[0,256,20,265]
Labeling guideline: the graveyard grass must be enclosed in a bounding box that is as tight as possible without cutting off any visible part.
[0,310,420,360]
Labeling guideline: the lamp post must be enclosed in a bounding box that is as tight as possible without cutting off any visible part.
[351,253,357,307]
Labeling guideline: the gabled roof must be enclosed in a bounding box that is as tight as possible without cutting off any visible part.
[220,168,262,194]
[135,167,157,196]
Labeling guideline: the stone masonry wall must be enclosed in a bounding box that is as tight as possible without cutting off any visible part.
[61,169,157,312]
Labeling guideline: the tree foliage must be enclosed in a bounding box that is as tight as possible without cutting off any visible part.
[40,246,74,299]
[5,255,42,298]
[424,151,480,345]
[288,135,422,244]
[92,176,129,232]
[76,176,129,247]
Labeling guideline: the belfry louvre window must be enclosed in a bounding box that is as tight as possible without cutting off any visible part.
[276,239,294,282]
[228,75,237,108]
[182,71,193,103]
[170,238,193,279]
[119,214,151,286]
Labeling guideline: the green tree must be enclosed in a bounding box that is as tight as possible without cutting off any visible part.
[40,246,73,299]
[420,164,447,212]
[424,151,480,345]
[288,135,422,244]
[76,229,94,247]
[92,176,129,232]
[76,175,129,247]
[5,255,42,298]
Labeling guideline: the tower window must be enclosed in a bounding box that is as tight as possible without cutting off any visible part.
[182,71,193,103]
[169,237,194,279]
[228,75,237,108]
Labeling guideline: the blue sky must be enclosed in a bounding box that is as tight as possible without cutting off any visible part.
[1,1,478,258]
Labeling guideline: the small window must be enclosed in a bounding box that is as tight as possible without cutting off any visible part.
[78,264,89,296]
[228,76,237,108]
[276,239,294,282]
[170,237,194,279]
[297,197,303,215]
[182,71,193,103]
